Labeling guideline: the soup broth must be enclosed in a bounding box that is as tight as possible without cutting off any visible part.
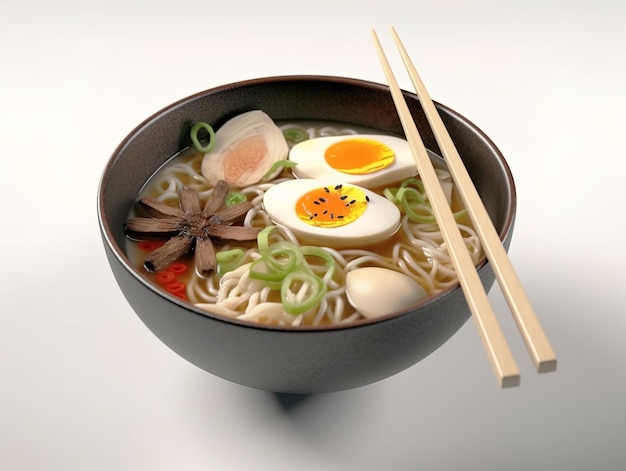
[125,119,482,327]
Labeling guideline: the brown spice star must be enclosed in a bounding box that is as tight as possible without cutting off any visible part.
[126,180,260,275]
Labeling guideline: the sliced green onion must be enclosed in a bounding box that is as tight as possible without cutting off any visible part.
[225,191,247,207]
[404,203,437,223]
[453,208,468,221]
[249,258,289,284]
[396,186,426,204]
[300,246,336,280]
[396,187,435,223]
[264,245,301,274]
[257,226,277,253]
[247,237,335,315]
[282,127,308,144]
[281,271,327,315]
[383,187,401,205]
[190,122,216,153]
[261,159,298,182]
[216,249,245,274]
[386,177,467,223]
[400,177,425,192]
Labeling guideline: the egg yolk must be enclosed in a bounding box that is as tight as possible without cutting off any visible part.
[295,184,368,228]
[324,138,395,175]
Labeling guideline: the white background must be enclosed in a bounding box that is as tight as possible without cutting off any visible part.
[2,1,625,469]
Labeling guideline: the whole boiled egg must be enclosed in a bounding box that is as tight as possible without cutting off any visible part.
[289,134,417,189]
[263,179,400,248]
[346,267,429,319]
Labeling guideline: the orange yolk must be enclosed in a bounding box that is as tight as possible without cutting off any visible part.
[324,138,395,174]
[295,184,368,228]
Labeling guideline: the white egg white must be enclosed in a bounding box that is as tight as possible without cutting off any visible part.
[289,134,417,189]
[262,179,401,248]
[201,110,288,188]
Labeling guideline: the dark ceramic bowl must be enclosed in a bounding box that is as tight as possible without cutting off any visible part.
[98,75,516,394]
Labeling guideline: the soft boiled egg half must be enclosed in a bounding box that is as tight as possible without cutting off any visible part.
[289,134,417,189]
[263,179,401,248]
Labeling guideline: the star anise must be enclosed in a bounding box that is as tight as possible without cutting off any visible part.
[126,180,260,275]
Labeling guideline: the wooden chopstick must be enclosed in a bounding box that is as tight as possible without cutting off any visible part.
[372,29,520,388]
[387,26,557,374]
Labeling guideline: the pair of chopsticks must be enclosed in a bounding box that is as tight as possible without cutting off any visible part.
[372,27,557,387]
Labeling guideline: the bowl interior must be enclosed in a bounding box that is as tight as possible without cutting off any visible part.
[100,74,515,301]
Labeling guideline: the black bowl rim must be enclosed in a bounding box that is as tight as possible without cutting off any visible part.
[97,74,516,333]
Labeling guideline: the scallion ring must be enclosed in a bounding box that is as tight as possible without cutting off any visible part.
[264,246,301,275]
[257,226,277,254]
[300,246,336,280]
[225,191,247,207]
[281,271,327,316]
[216,249,245,274]
[261,159,298,182]
[190,122,216,153]
[282,127,308,144]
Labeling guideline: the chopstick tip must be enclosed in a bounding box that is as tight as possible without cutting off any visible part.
[501,373,521,388]
[537,358,557,374]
